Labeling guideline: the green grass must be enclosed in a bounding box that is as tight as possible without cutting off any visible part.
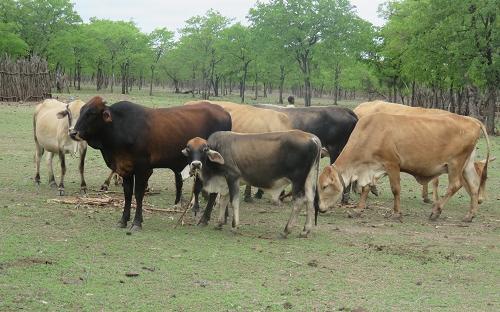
[0,87,499,311]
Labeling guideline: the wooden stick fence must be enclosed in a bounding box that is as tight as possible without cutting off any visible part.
[0,55,51,102]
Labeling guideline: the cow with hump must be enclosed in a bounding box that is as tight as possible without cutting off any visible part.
[34,99,88,195]
[317,112,490,222]
[183,130,322,238]
[253,104,358,202]
[70,96,232,230]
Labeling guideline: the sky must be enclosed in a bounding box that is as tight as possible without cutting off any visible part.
[74,0,386,34]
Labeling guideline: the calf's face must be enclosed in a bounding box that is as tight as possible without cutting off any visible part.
[317,165,343,212]
[70,96,111,141]
[182,137,224,174]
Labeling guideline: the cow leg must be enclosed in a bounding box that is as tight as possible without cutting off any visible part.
[283,195,306,239]
[101,170,114,191]
[198,193,217,226]
[386,165,402,221]
[244,184,253,202]
[432,178,440,203]
[422,183,431,203]
[216,194,230,229]
[57,151,66,196]
[79,145,87,194]
[461,161,480,222]
[190,175,203,215]
[341,183,352,204]
[300,171,317,238]
[130,169,153,231]
[429,166,462,221]
[119,175,134,228]
[174,171,183,205]
[34,141,43,185]
[228,180,240,232]
[255,189,264,199]
[46,152,56,187]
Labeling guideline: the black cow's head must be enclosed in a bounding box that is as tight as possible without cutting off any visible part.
[70,96,112,142]
[182,137,224,173]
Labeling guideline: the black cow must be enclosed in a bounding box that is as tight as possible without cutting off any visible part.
[70,96,232,230]
[183,130,322,238]
[253,104,358,202]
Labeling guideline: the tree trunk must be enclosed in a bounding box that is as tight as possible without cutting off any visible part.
[278,65,285,104]
[485,86,496,134]
[333,63,340,105]
[410,80,415,106]
[241,61,250,103]
[149,65,155,96]
[254,72,258,100]
[76,59,81,91]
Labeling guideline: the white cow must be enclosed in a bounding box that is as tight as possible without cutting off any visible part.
[33,99,87,195]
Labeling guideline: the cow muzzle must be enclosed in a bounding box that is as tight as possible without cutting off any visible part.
[190,161,202,171]
[69,129,82,141]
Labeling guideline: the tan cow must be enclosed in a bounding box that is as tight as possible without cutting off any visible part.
[317,113,490,222]
[185,100,293,202]
[34,99,88,195]
[353,100,493,203]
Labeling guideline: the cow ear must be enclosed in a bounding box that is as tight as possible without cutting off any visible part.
[102,109,112,123]
[207,150,224,165]
[181,148,189,157]
[56,110,68,119]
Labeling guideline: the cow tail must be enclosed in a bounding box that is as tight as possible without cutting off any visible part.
[312,136,321,226]
[478,122,491,197]
[33,110,42,161]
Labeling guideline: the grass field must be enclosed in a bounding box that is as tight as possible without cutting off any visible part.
[0,87,499,311]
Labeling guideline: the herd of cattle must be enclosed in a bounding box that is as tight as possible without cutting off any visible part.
[33,96,492,237]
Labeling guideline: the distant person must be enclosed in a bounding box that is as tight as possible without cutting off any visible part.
[287,95,295,105]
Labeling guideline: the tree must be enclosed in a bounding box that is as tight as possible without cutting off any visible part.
[148,28,174,96]
[250,0,357,106]
[16,0,81,56]
[0,23,28,57]
[180,10,230,99]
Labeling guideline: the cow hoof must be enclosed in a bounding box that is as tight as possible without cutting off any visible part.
[423,198,432,204]
[244,196,254,203]
[254,191,264,199]
[80,187,87,195]
[197,218,209,227]
[58,189,65,196]
[298,231,309,238]
[230,228,240,235]
[370,185,379,196]
[49,181,57,188]
[129,224,142,232]
[390,213,403,222]
[347,209,363,218]
[117,220,128,228]
[214,224,223,230]
[428,211,441,221]
[100,185,109,192]
[462,214,474,223]
[279,232,289,239]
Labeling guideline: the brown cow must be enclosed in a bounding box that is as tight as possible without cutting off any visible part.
[353,100,493,203]
[185,100,292,202]
[317,113,490,222]
[70,97,232,230]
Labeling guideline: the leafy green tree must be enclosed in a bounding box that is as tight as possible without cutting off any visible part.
[0,23,28,57]
[16,0,81,55]
[180,10,230,99]
[148,28,174,96]
[250,0,357,106]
